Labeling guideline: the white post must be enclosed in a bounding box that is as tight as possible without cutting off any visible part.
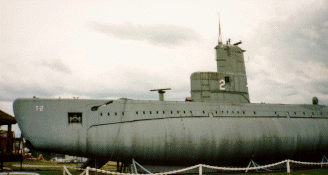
[63,166,66,175]
[245,160,252,173]
[134,159,152,174]
[132,159,138,173]
[286,159,290,173]
[321,155,328,168]
[199,164,202,175]
[86,167,90,175]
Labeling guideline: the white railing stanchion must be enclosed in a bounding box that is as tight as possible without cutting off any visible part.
[321,155,328,168]
[245,160,251,173]
[287,159,290,173]
[132,159,138,173]
[133,159,152,174]
[62,166,72,175]
[73,158,328,175]
[86,166,90,175]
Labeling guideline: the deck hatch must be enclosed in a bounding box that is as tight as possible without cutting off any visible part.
[68,112,82,124]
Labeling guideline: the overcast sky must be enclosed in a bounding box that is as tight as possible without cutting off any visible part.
[1,0,328,136]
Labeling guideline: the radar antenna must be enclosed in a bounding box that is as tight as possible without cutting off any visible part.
[218,13,222,45]
[150,88,171,101]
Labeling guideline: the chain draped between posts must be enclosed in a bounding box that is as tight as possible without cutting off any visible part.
[63,158,328,175]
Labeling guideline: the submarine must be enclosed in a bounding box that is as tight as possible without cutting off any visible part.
[13,21,328,170]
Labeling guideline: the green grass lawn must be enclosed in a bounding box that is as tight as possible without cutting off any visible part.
[3,160,79,175]
[242,169,328,175]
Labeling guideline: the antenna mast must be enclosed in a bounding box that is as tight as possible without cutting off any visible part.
[218,13,222,45]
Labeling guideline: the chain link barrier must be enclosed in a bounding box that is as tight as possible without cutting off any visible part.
[63,158,328,175]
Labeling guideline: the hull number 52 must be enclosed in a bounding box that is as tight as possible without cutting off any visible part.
[35,106,44,111]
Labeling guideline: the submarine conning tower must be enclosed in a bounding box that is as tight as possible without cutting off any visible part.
[190,38,250,103]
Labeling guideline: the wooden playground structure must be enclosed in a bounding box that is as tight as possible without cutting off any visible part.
[0,109,27,171]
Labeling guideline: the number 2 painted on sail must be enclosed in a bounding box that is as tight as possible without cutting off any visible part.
[219,79,226,90]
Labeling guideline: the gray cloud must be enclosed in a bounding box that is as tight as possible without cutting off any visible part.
[0,56,71,101]
[2,1,328,107]
[249,0,328,65]
[0,60,190,102]
[89,21,202,46]
[313,81,328,95]
[1,84,58,101]
[38,59,72,74]
[245,0,328,104]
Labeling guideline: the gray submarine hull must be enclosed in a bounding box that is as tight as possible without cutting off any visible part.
[12,24,328,167]
[13,98,328,166]
[89,115,328,166]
